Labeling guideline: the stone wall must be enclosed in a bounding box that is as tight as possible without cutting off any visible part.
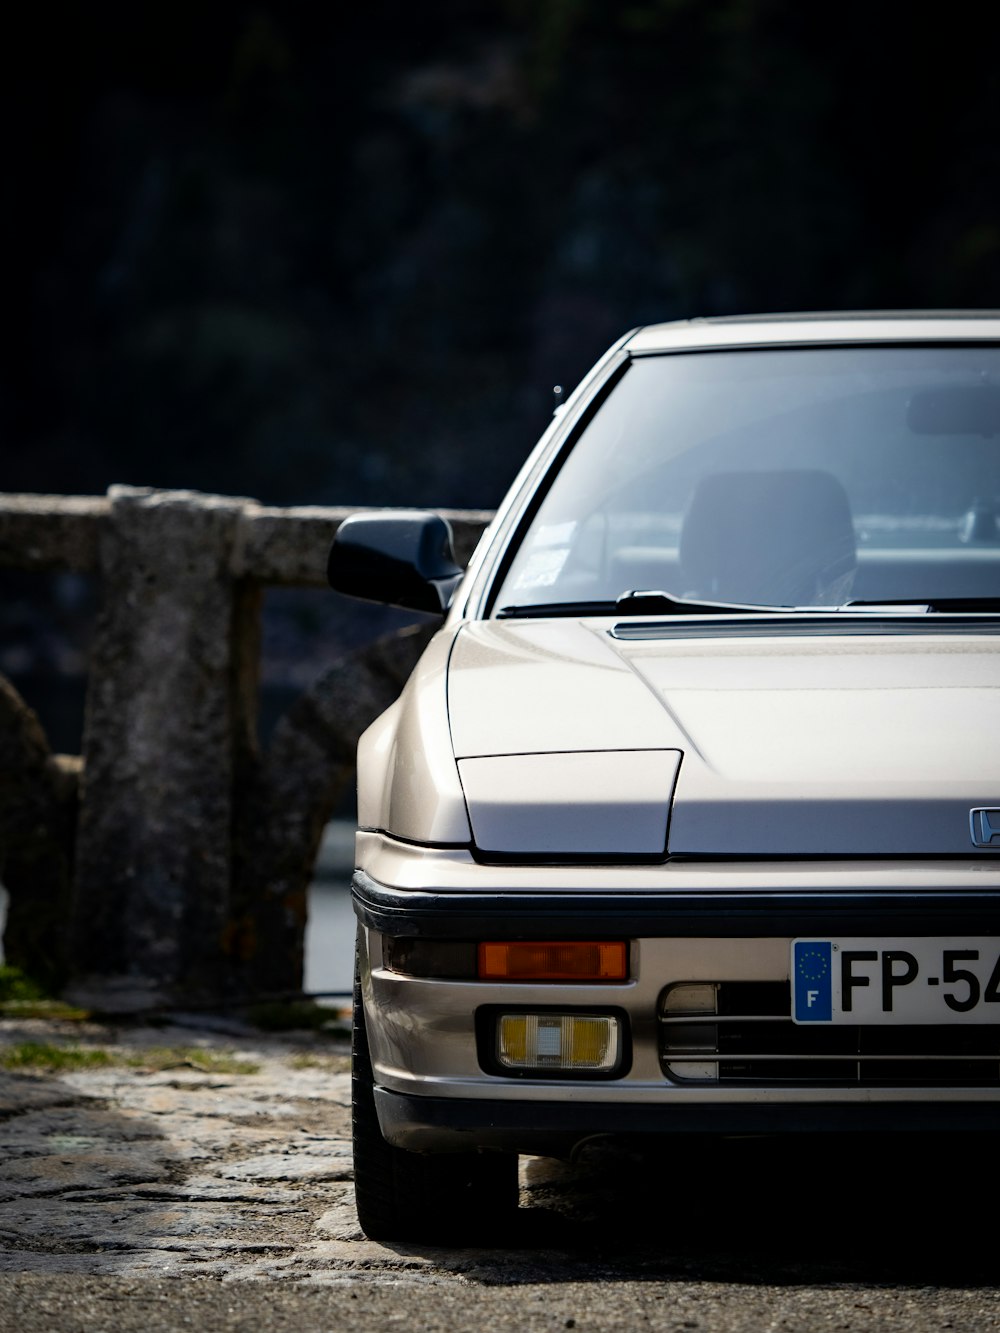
[0,488,492,1009]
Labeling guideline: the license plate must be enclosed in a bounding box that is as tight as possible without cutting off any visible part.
[791,938,1000,1024]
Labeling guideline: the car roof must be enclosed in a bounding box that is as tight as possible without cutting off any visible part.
[626,311,1000,354]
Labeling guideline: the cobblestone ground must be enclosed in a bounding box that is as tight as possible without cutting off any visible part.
[3,1015,1000,1332]
[0,1015,379,1283]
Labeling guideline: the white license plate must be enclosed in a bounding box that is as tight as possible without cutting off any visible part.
[791,938,1000,1024]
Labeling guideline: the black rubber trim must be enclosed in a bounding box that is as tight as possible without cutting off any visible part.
[352,870,1000,940]
[611,615,1000,640]
[374,1086,1000,1154]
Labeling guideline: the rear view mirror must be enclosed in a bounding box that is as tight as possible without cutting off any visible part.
[327,511,463,614]
[907,385,1000,435]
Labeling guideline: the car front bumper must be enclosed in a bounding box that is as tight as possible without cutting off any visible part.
[354,833,1000,1154]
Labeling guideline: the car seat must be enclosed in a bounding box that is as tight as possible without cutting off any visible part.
[678,469,857,606]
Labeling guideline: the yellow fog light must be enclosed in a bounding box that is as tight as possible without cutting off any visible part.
[496,1013,621,1072]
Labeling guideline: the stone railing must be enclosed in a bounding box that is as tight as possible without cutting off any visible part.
[0,488,492,1010]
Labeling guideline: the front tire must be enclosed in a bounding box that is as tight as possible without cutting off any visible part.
[351,936,518,1244]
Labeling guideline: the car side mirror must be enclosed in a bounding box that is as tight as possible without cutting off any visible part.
[327,511,464,614]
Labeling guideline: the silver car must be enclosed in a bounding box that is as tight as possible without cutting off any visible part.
[328,313,1000,1243]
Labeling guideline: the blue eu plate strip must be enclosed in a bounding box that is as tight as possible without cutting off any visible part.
[793,940,832,1022]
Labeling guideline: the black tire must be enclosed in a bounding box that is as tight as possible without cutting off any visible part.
[351,937,519,1244]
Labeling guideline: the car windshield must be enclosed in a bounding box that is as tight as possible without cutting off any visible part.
[495,345,1000,612]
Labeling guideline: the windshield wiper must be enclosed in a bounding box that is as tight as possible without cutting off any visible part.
[843,598,1000,614]
[497,589,786,619]
[499,589,1000,620]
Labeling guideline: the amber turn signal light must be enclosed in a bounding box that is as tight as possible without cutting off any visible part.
[477,941,627,982]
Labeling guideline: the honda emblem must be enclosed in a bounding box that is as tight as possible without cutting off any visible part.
[970,808,1000,848]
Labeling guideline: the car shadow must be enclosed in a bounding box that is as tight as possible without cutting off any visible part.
[398,1132,998,1288]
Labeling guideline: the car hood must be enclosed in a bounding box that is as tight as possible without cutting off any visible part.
[448,619,1000,856]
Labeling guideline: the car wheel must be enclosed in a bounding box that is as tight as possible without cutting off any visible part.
[351,936,519,1244]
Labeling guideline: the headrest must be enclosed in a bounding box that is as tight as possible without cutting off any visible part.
[679,469,857,606]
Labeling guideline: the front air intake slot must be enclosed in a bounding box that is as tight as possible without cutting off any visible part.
[659,982,1000,1086]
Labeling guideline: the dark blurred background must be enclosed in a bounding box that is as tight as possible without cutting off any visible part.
[6,0,1000,513]
[4,0,1000,751]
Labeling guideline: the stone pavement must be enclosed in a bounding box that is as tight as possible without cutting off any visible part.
[3,1014,1000,1333]
[0,1013,377,1282]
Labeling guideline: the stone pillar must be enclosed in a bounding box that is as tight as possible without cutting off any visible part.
[69,487,258,1009]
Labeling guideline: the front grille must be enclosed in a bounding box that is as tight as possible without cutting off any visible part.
[659,982,1000,1086]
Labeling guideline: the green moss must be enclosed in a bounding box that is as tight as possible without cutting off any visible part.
[0,966,46,1003]
[0,968,91,1019]
[0,1042,258,1074]
[287,1052,351,1072]
[0,999,92,1021]
[124,1047,259,1075]
[0,1042,115,1071]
